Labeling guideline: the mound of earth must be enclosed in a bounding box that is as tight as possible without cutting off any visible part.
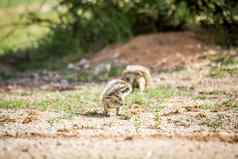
[90,31,209,71]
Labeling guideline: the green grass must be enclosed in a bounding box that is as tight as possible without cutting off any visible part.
[32,88,101,112]
[108,66,124,77]
[197,102,217,110]
[219,98,238,111]
[0,99,27,109]
[209,65,238,78]
[208,53,238,78]
[147,86,188,98]
[196,97,238,112]
[0,85,188,117]
[193,90,230,101]
[0,85,101,113]
[130,115,142,132]
[125,86,181,110]
[122,86,189,120]
[153,105,165,128]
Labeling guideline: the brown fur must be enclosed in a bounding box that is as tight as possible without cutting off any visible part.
[121,65,153,92]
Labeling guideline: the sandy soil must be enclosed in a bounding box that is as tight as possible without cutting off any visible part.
[1,137,238,159]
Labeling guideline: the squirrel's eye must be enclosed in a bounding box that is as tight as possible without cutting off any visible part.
[136,72,142,76]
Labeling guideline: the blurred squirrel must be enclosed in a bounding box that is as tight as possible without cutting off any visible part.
[100,79,132,116]
[121,65,153,92]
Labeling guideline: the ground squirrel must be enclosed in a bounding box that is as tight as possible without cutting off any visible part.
[121,65,153,92]
[101,79,132,116]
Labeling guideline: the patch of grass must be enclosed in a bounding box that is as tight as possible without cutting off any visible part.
[208,52,238,65]
[147,86,192,100]
[124,86,190,113]
[35,99,52,111]
[219,98,238,111]
[147,87,176,98]
[197,90,228,98]
[0,85,101,116]
[194,94,207,100]
[153,105,165,128]
[125,91,151,108]
[31,88,101,113]
[208,53,238,78]
[209,65,238,78]
[0,99,27,109]
[201,114,224,130]
[77,71,94,82]
[122,86,183,123]
[198,103,217,110]
[47,113,75,125]
[130,115,142,132]
[196,97,238,112]
[108,66,124,77]
[0,84,191,123]
[0,85,174,122]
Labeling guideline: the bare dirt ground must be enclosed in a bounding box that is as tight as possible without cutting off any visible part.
[90,31,208,71]
[0,32,238,159]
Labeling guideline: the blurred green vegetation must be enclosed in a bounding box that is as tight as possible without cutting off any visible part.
[0,0,45,8]
[0,0,237,70]
[0,0,58,53]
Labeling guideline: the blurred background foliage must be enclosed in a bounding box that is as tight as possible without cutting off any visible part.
[0,0,238,68]
[38,0,238,49]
